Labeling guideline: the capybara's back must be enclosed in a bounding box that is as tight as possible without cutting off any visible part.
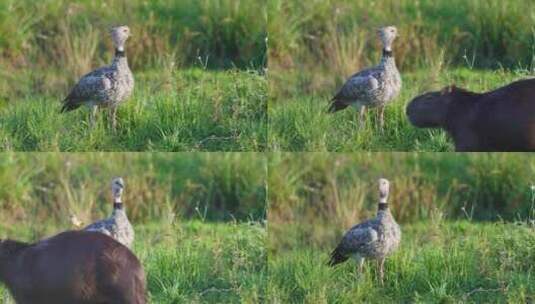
[6,231,147,304]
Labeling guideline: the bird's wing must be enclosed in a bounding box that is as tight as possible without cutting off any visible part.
[328,220,378,266]
[328,67,381,112]
[84,217,115,236]
[61,66,114,112]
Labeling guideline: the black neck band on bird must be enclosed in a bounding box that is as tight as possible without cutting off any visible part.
[113,202,124,210]
[115,49,126,57]
[382,49,393,57]
[378,203,388,211]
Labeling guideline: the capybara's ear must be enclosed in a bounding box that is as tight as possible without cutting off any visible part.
[441,85,455,95]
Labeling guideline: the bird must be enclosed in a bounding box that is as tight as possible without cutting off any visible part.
[61,25,134,131]
[328,26,402,132]
[328,178,401,284]
[84,177,135,248]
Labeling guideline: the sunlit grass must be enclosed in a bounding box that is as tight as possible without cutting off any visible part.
[268,221,534,303]
[0,69,267,151]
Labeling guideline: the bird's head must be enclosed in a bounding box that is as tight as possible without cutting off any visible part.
[110,25,131,51]
[377,26,398,52]
[111,177,125,202]
[378,178,390,203]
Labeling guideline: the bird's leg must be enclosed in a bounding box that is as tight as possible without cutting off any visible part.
[358,106,366,130]
[378,258,385,285]
[357,257,365,274]
[109,106,118,132]
[378,105,385,133]
[89,105,98,129]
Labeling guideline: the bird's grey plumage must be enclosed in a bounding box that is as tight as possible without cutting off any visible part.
[329,26,402,130]
[61,25,134,130]
[331,56,400,109]
[329,208,400,263]
[328,178,401,283]
[84,177,134,248]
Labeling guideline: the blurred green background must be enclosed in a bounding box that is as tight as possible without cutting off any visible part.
[269,0,535,100]
[0,0,267,102]
[0,152,266,236]
[0,0,266,70]
[269,153,535,250]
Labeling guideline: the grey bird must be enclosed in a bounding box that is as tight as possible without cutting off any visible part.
[61,25,134,131]
[328,178,401,284]
[329,26,402,132]
[84,177,135,248]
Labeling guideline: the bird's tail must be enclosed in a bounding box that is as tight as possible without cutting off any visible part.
[328,245,348,266]
[60,100,81,113]
[327,98,349,113]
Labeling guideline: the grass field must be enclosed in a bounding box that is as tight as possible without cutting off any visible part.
[0,221,267,304]
[0,0,267,152]
[268,221,534,303]
[0,69,266,151]
[268,0,535,152]
[268,153,535,303]
[268,68,530,151]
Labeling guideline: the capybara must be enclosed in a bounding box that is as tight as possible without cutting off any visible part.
[0,230,147,304]
[406,79,535,151]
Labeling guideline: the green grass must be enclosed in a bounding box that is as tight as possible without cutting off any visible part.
[268,152,535,303]
[268,68,531,151]
[0,221,267,304]
[0,69,267,151]
[0,0,267,152]
[268,221,534,303]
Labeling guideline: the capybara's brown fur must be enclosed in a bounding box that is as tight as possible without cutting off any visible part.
[0,230,147,304]
[406,79,535,151]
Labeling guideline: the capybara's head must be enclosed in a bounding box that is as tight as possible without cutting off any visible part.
[406,86,456,128]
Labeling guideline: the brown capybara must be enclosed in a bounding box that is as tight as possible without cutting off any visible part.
[406,79,535,151]
[0,230,147,304]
